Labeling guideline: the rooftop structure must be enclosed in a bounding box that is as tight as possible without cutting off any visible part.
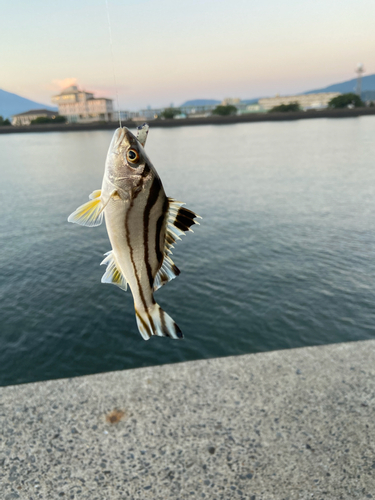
[52,86,113,123]
[11,109,57,126]
[259,92,341,111]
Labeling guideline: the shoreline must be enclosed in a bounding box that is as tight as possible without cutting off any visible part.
[1,107,375,134]
[1,339,374,499]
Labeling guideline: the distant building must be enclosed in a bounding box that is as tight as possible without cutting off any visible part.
[12,109,57,126]
[52,86,113,123]
[138,108,164,120]
[243,103,266,114]
[180,103,217,117]
[112,110,139,122]
[259,92,341,111]
[221,98,241,106]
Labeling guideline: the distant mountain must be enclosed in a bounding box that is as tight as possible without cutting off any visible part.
[180,99,220,107]
[0,89,57,119]
[305,74,375,94]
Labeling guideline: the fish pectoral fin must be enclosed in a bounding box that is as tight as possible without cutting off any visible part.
[68,196,104,227]
[153,255,180,292]
[68,189,119,227]
[100,251,127,291]
[89,189,101,199]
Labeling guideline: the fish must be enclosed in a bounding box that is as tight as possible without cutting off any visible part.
[68,124,200,340]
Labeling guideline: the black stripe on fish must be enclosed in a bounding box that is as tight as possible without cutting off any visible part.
[168,206,199,234]
[174,322,183,339]
[159,308,170,337]
[136,309,152,338]
[173,264,181,276]
[142,162,151,176]
[144,176,163,289]
[175,211,196,231]
[155,198,169,265]
[178,207,198,220]
[177,207,197,228]
[125,185,155,335]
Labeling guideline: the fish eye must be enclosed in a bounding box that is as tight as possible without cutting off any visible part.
[127,148,140,164]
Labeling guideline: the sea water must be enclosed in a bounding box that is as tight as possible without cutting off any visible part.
[1,117,375,385]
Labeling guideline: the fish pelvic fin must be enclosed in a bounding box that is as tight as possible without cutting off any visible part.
[152,198,201,292]
[100,251,127,291]
[68,190,104,227]
[135,303,183,341]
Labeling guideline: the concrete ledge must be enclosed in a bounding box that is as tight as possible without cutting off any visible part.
[1,340,374,499]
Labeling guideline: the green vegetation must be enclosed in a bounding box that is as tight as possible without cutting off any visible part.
[212,105,237,116]
[328,93,364,109]
[269,102,300,113]
[161,108,181,119]
[0,116,11,126]
[31,115,66,125]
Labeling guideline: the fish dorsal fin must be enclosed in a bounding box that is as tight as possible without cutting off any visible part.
[68,194,104,227]
[100,251,127,291]
[136,123,149,147]
[153,198,201,292]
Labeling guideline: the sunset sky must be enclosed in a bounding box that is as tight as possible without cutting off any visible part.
[2,0,375,110]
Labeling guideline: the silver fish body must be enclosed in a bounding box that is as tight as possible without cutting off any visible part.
[68,125,200,340]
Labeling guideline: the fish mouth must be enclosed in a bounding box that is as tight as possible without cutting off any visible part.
[111,127,137,154]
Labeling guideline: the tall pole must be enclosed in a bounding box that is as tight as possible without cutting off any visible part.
[356,63,365,98]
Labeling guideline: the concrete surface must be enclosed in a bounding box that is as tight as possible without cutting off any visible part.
[0,340,374,500]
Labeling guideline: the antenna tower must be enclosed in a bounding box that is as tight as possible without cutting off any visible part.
[355,63,365,97]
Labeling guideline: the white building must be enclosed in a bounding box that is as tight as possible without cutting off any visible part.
[52,86,113,123]
[12,109,58,126]
[221,98,241,106]
[258,93,341,111]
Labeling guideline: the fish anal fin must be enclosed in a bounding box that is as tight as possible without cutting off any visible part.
[100,251,127,291]
[153,255,180,292]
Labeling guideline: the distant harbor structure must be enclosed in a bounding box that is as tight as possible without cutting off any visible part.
[258,92,341,111]
[52,86,113,123]
[355,63,365,97]
[11,109,57,126]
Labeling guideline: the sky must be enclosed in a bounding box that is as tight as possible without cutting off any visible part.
[1,0,375,110]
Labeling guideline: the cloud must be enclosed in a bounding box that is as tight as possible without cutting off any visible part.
[49,77,78,91]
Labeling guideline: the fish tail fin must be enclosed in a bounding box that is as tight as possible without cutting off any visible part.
[135,303,183,341]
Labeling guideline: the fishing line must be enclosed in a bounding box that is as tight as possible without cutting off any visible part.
[105,0,122,127]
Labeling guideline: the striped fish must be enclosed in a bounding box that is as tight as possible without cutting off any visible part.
[68,124,200,340]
